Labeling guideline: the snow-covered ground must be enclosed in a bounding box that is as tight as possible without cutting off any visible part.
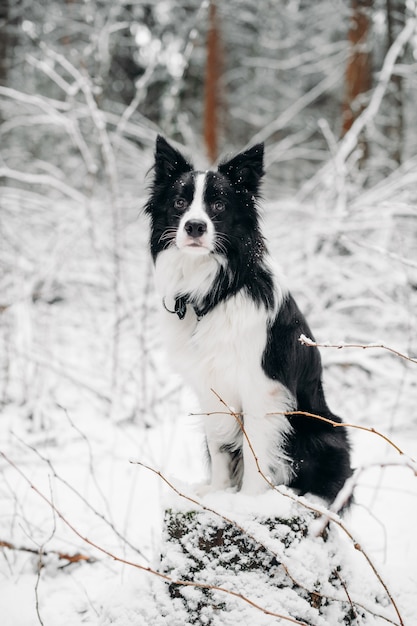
[1,148,416,625]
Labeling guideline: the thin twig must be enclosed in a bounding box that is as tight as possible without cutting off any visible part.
[341,235,417,270]
[273,409,415,465]
[299,334,417,365]
[0,167,86,203]
[34,476,57,626]
[333,569,358,622]
[273,484,404,626]
[190,407,416,470]
[312,459,417,537]
[58,404,114,522]
[12,432,148,562]
[0,540,96,565]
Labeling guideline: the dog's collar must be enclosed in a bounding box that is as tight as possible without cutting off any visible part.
[162,296,204,321]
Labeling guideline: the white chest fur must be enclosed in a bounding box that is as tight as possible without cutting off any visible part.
[155,249,267,397]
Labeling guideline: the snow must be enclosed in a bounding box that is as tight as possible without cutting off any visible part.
[1,145,417,625]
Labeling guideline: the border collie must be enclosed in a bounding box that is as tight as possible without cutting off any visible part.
[145,136,352,503]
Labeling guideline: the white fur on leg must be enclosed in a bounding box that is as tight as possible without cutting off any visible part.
[240,387,294,495]
[197,390,241,494]
[195,449,232,496]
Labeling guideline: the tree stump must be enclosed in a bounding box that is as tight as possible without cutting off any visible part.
[159,491,396,625]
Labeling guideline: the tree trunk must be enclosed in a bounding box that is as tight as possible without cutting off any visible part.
[159,498,393,624]
[204,0,221,165]
[342,0,373,160]
[385,0,405,164]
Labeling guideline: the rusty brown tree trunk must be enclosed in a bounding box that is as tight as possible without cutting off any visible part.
[342,0,372,141]
[385,0,404,164]
[204,0,221,165]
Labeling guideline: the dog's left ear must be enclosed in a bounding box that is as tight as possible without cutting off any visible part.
[154,135,193,183]
[218,143,264,195]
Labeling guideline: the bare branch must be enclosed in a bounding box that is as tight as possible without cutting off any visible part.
[12,432,148,561]
[0,167,86,203]
[251,67,343,146]
[0,540,96,565]
[274,407,416,467]
[313,459,417,537]
[193,396,417,472]
[299,333,417,365]
[341,235,417,270]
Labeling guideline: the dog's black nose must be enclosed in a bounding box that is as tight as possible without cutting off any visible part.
[184,220,207,238]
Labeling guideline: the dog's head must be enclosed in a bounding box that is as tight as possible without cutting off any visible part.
[145,136,264,261]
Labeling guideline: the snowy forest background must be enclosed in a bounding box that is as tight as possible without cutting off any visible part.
[1,1,417,624]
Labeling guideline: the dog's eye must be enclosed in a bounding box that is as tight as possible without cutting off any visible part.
[212,200,225,213]
[174,198,187,211]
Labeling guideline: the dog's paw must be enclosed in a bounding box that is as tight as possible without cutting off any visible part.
[193,482,218,497]
[240,476,270,496]
[195,485,211,497]
[193,482,235,497]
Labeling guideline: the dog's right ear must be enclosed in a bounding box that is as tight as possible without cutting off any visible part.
[153,135,193,182]
[218,143,264,195]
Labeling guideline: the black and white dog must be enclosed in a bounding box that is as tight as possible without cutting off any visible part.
[145,136,352,503]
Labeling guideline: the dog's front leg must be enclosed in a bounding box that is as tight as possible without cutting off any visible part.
[204,440,234,493]
[240,415,274,495]
[240,384,294,495]
[240,413,292,495]
[196,393,242,495]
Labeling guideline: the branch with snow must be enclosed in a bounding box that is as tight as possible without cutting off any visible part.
[312,458,417,538]
[299,334,417,365]
[0,540,96,566]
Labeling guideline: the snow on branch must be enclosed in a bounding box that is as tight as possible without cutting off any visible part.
[299,334,417,365]
[341,235,417,270]
[312,458,417,538]
[0,540,95,566]
[0,167,86,203]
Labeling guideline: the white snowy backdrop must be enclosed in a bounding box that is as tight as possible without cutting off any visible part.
[1,1,417,624]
